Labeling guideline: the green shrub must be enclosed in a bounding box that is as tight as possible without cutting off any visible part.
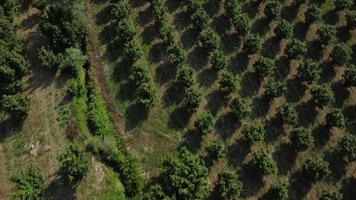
[291,127,314,151]
[63,48,87,78]
[338,133,356,161]
[111,1,131,20]
[199,27,221,51]
[168,43,187,65]
[305,4,321,24]
[230,97,251,119]
[243,34,262,54]
[268,179,289,200]
[159,21,175,46]
[277,102,298,125]
[224,0,240,18]
[219,71,240,95]
[135,83,156,109]
[152,0,167,23]
[116,18,136,42]
[317,24,337,44]
[9,166,45,200]
[265,79,286,99]
[242,122,265,144]
[32,0,48,10]
[231,13,251,36]
[331,43,352,65]
[285,38,307,59]
[177,66,195,89]
[183,88,201,113]
[0,94,30,118]
[310,84,335,107]
[191,7,209,30]
[129,63,151,87]
[319,188,343,200]
[252,147,278,175]
[275,19,293,38]
[143,184,170,200]
[326,108,346,128]
[38,47,61,70]
[194,111,215,135]
[264,1,282,19]
[211,49,227,70]
[344,65,356,86]
[206,139,226,161]
[346,10,356,28]
[216,171,243,199]
[58,144,91,185]
[297,59,321,83]
[254,56,276,78]
[303,155,330,181]
[123,40,142,64]
[334,0,353,10]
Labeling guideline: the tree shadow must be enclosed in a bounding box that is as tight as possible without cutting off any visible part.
[273,142,297,175]
[221,32,240,54]
[141,23,158,45]
[128,0,146,7]
[261,36,281,59]
[351,44,356,65]
[296,100,317,127]
[242,1,260,18]
[112,60,131,82]
[322,10,339,25]
[116,81,135,101]
[264,117,284,144]
[45,176,75,200]
[124,103,149,131]
[306,40,323,60]
[289,170,312,200]
[212,15,230,36]
[341,177,356,200]
[285,78,305,103]
[239,72,261,98]
[332,81,349,107]
[149,42,166,63]
[227,139,250,168]
[173,11,192,32]
[324,150,348,182]
[179,129,203,153]
[319,61,335,83]
[187,46,209,70]
[343,105,356,132]
[251,18,270,36]
[312,124,330,147]
[205,90,227,116]
[0,117,25,142]
[275,56,291,80]
[168,106,192,130]
[98,22,117,45]
[165,0,183,12]
[95,4,114,26]
[229,52,249,74]
[216,113,241,139]
[336,26,351,43]
[294,22,309,41]
[203,0,220,16]
[251,96,270,119]
[241,162,265,197]
[198,68,218,88]
[163,83,185,107]
[155,62,177,84]
[281,2,299,22]
[137,5,153,26]
[180,27,199,49]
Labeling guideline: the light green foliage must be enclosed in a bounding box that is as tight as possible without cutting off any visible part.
[206,139,226,161]
[194,111,215,135]
[183,87,201,113]
[0,94,30,118]
[199,27,221,51]
[310,84,335,107]
[254,56,276,78]
[285,38,306,59]
[230,97,251,119]
[264,1,282,19]
[268,179,289,200]
[305,4,321,24]
[243,34,261,54]
[252,147,278,175]
[339,133,356,161]
[320,188,343,200]
[291,127,314,151]
[177,66,196,89]
[298,59,321,83]
[216,171,243,199]
[331,43,352,65]
[219,71,240,95]
[277,102,298,125]
[344,65,356,86]
[265,79,286,99]
[232,13,251,36]
[304,155,330,181]
[275,19,293,38]
[326,108,346,128]
[242,122,265,144]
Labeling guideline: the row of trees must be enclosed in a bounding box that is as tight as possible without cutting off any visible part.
[0,1,31,119]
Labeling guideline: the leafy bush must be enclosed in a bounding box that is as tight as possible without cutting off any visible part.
[0,94,30,118]
[297,59,321,83]
[38,47,61,70]
[224,0,240,18]
[346,10,356,28]
[219,71,240,95]
[191,7,209,30]
[183,88,201,113]
[58,144,91,185]
[9,166,45,200]
[159,21,175,46]
[216,171,243,199]
[334,0,353,10]
[331,43,352,65]
[186,0,202,13]
[63,47,87,78]
[211,49,227,70]
[243,34,262,54]
[277,102,298,125]
[111,1,131,20]
[264,1,282,19]
[268,179,289,200]
[123,40,143,64]
[251,147,278,175]
[275,19,293,38]
[319,188,343,200]
[291,127,314,151]
[230,97,251,119]
[194,111,215,135]
[231,13,251,36]
[265,79,286,99]
[129,63,151,87]
[242,122,265,144]
[199,27,221,51]
[152,0,167,23]
[32,0,48,10]
[303,155,330,181]
[254,56,276,78]
[305,4,321,24]
[168,43,187,65]
[338,133,356,161]
[317,24,337,44]
[143,184,169,200]
[135,83,156,109]
[285,38,307,59]
[326,108,346,128]
[310,84,335,107]
[160,147,209,200]
[117,18,136,42]
[177,66,195,89]
[206,139,226,161]
[344,65,356,86]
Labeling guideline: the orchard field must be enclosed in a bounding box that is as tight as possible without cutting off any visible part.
[0,0,355,200]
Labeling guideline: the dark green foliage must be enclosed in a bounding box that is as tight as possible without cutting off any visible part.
[338,133,356,161]
[177,66,195,89]
[63,48,87,77]
[277,102,298,125]
[231,13,251,36]
[305,4,321,24]
[206,139,226,161]
[152,0,167,23]
[194,111,215,135]
[317,24,337,44]
[275,19,293,38]
[199,27,221,51]
[183,88,201,113]
[254,56,276,78]
[291,127,314,151]
[331,43,352,65]
[123,40,143,64]
[9,166,45,200]
[264,1,282,19]
[129,63,151,87]
[159,22,175,46]
[224,0,240,18]
[38,47,61,70]
[303,155,330,181]
[297,59,321,83]
[58,144,91,185]
[216,171,243,199]
[319,188,343,200]
[111,1,131,20]
[294,0,306,5]
[135,83,156,109]
[310,84,335,107]
[143,184,170,200]
[268,179,289,200]
[344,65,356,86]
[265,79,286,99]
[32,0,48,10]
[191,7,209,30]
[242,122,265,144]
[346,10,356,28]
[243,34,262,54]
[326,108,345,128]
[0,94,30,118]
[117,18,136,42]
[230,97,251,119]
[211,49,227,70]
[168,43,187,65]
[39,1,87,51]
[160,147,209,200]
[334,0,353,10]
[251,147,278,175]
[1,0,17,19]
[219,71,240,95]
[285,38,306,59]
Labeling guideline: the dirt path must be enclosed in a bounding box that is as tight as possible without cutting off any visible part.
[84,0,127,140]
